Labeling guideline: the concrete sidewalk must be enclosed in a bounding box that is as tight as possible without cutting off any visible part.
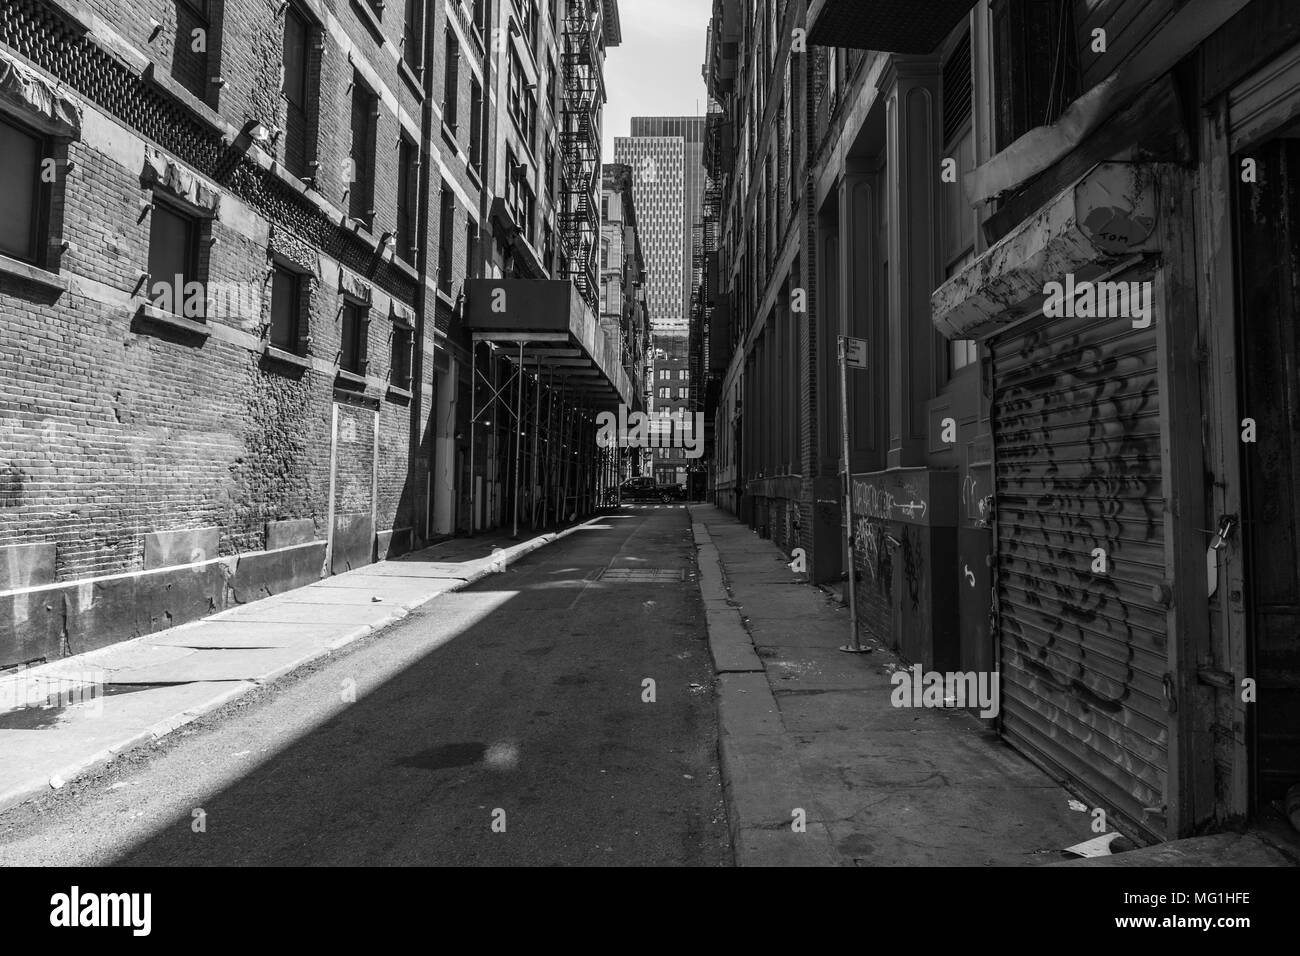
[0,520,596,814]
[690,504,1099,867]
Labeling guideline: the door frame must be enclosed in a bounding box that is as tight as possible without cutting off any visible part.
[1198,39,1300,823]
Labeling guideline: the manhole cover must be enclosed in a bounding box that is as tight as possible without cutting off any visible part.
[599,568,686,583]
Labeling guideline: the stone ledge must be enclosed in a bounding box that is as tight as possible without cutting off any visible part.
[0,253,69,293]
[134,301,211,340]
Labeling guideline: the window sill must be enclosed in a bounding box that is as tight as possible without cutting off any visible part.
[398,59,425,100]
[134,301,210,339]
[335,368,368,390]
[387,383,413,403]
[435,288,457,310]
[466,162,483,191]
[263,345,312,370]
[0,253,68,293]
[352,0,386,44]
[440,119,460,152]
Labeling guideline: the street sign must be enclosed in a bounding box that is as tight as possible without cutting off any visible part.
[843,336,867,369]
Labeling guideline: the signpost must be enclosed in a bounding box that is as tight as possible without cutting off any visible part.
[838,335,870,654]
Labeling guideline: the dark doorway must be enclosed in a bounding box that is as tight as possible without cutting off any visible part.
[1234,136,1300,808]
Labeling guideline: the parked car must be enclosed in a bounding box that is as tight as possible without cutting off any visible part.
[619,477,685,503]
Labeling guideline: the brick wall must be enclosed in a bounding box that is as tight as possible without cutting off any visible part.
[0,0,443,658]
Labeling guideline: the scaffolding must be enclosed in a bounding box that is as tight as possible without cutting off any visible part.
[560,0,602,311]
[467,339,616,536]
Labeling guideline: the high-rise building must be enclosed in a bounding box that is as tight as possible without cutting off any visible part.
[614,116,705,326]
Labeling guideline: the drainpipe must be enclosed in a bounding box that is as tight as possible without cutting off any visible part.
[412,0,435,547]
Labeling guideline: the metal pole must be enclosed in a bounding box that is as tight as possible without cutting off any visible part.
[490,353,498,528]
[468,343,477,535]
[544,368,554,527]
[531,363,541,528]
[838,335,867,654]
[512,341,524,538]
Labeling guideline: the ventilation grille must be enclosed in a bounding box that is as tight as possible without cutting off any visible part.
[942,31,973,147]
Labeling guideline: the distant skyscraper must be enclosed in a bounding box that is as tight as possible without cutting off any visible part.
[615,116,705,327]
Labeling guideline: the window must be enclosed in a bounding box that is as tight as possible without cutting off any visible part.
[507,49,536,147]
[349,75,377,228]
[678,370,688,380]
[397,136,418,263]
[950,339,978,372]
[658,369,670,380]
[658,387,670,398]
[0,116,46,265]
[519,181,536,246]
[443,30,459,131]
[148,203,200,316]
[990,0,1079,150]
[472,0,485,34]
[391,323,413,388]
[601,195,609,220]
[269,264,303,351]
[403,0,422,71]
[469,79,483,172]
[946,251,977,374]
[340,301,368,374]
[513,0,537,51]
[282,5,314,179]
[173,0,211,102]
[504,151,534,242]
[438,186,455,294]
[544,142,555,203]
[465,219,479,281]
[678,387,688,399]
[546,53,557,116]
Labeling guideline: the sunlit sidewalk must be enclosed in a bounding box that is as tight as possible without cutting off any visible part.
[0,522,594,814]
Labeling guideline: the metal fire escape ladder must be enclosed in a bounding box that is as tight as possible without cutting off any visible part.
[560,0,601,311]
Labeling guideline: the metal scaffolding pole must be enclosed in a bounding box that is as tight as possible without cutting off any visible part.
[512,341,524,539]
[468,343,478,535]
[530,364,541,529]
[489,353,498,529]
[559,392,573,522]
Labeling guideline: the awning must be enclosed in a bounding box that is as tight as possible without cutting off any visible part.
[806,0,977,54]
[464,278,635,410]
[931,163,1160,342]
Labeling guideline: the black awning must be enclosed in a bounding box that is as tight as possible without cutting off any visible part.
[807,0,977,54]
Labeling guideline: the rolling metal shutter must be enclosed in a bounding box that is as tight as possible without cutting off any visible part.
[990,269,1169,841]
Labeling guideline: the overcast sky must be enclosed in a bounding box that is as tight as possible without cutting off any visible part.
[603,0,712,157]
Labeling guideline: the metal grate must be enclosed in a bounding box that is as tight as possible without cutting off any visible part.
[599,568,686,583]
[942,30,973,146]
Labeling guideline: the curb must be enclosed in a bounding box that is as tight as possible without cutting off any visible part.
[688,505,840,867]
[0,516,602,816]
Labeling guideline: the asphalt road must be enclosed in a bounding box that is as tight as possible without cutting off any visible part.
[0,506,730,866]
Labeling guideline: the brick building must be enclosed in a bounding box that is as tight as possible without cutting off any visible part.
[649,327,692,489]
[0,0,633,662]
[704,0,1300,843]
[601,162,651,479]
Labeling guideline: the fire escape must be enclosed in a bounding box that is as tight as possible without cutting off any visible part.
[699,101,725,422]
[560,1,601,312]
